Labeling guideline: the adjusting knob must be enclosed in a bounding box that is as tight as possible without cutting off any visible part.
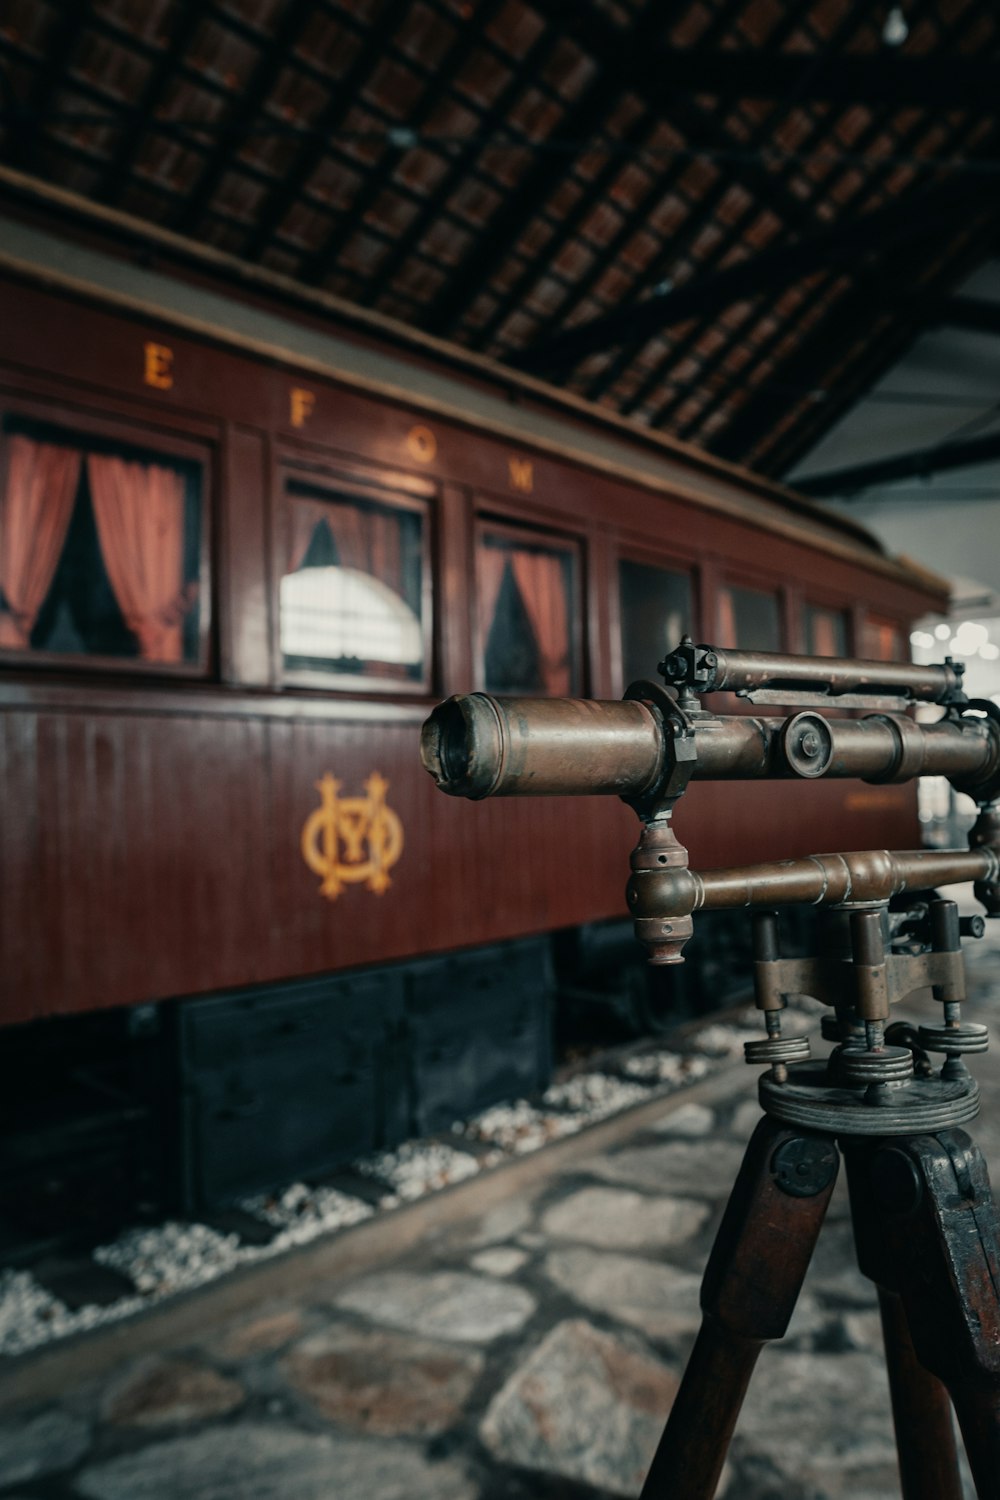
[840,1045,914,1087]
[744,1036,811,1066]
[917,1022,989,1055]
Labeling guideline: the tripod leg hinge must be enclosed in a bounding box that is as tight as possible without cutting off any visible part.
[771,1135,839,1198]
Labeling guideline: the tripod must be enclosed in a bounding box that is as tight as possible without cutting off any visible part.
[639,899,1000,1500]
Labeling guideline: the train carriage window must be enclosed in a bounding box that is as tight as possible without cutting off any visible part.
[804,603,848,658]
[862,613,905,662]
[280,480,429,689]
[717,582,781,651]
[619,559,693,687]
[477,523,580,696]
[0,416,203,667]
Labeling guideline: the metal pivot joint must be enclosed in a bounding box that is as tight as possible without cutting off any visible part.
[748,898,985,1136]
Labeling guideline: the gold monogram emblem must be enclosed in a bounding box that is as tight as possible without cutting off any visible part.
[300,772,404,900]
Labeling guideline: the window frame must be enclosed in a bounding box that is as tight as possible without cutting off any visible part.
[0,392,212,679]
[802,596,852,660]
[614,545,699,697]
[473,514,585,698]
[861,610,907,664]
[275,460,435,697]
[715,569,788,654]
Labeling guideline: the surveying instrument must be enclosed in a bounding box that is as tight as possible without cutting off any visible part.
[421,640,1000,1499]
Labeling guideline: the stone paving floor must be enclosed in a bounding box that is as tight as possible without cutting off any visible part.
[4,935,1000,1500]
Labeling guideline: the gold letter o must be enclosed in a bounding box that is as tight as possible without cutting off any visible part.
[406,425,437,463]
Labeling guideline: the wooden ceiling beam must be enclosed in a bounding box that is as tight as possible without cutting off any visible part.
[471,104,658,350]
[624,0,880,425]
[3,5,88,174]
[663,0,962,443]
[300,0,512,289]
[511,171,991,377]
[509,0,969,409]
[96,0,205,205]
[426,0,818,343]
[241,0,415,264]
[648,47,1000,116]
[173,0,317,237]
[796,427,1000,497]
[419,1,687,339]
[480,0,783,356]
[715,212,1000,475]
[572,0,815,408]
[932,294,1000,338]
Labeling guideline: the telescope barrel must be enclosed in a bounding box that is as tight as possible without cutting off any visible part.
[421,694,809,799]
[422,692,1000,802]
[420,693,665,800]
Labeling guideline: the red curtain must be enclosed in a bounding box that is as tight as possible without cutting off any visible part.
[811,611,839,657]
[289,498,403,594]
[369,510,402,594]
[88,454,189,662]
[511,549,572,695]
[717,588,737,648]
[0,435,81,648]
[290,498,365,575]
[477,543,508,663]
[864,619,901,662]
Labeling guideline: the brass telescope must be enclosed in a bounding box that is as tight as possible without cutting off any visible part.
[421,640,1000,964]
[421,685,999,802]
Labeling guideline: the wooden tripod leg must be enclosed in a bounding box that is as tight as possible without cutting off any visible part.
[639,1114,839,1500]
[854,1130,1000,1500]
[844,1143,964,1500]
[878,1288,963,1500]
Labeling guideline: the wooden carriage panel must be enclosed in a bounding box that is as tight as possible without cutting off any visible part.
[0,268,940,1028]
[0,700,640,1023]
[0,275,936,635]
[220,425,271,688]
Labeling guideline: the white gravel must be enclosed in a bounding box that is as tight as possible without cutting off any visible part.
[239,1182,374,1245]
[543,1071,651,1118]
[461,1099,584,1155]
[2,1023,746,1358]
[94,1221,243,1296]
[0,1268,144,1358]
[622,1051,711,1085]
[354,1140,481,1201]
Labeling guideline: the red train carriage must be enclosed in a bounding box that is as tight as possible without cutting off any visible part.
[0,185,946,1226]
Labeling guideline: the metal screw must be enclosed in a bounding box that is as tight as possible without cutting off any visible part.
[771,1137,838,1198]
[865,1019,885,1052]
